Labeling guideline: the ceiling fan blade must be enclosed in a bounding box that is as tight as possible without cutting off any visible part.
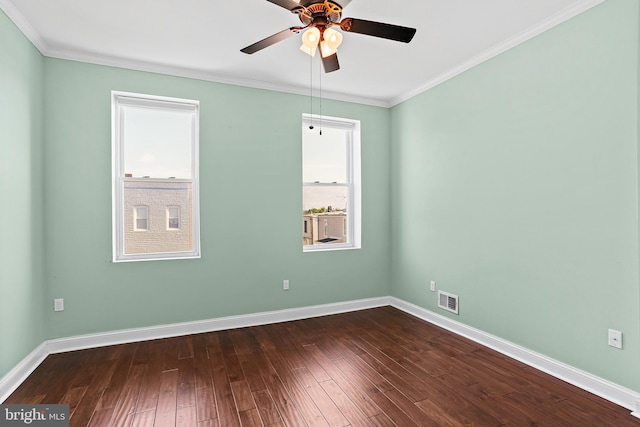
[340,18,416,43]
[321,51,340,73]
[266,0,305,12]
[241,27,301,54]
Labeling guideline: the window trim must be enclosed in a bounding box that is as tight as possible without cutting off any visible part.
[112,91,200,262]
[302,114,361,252]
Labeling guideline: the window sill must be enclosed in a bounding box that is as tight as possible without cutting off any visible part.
[113,252,200,263]
[303,244,360,253]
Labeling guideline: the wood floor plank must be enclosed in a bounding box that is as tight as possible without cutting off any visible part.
[217,330,245,383]
[192,343,215,392]
[238,408,264,427]
[230,380,256,412]
[176,357,196,409]
[335,355,420,427]
[96,344,139,411]
[411,397,468,427]
[208,350,242,427]
[371,386,441,427]
[87,407,115,427]
[59,385,88,419]
[252,389,283,426]
[291,366,349,427]
[268,359,329,427]
[109,364,147,426]
[238,353,269,393]
[153,369,178,427]
[194,381,216,423]
[197,420,219,427]
[366,413,397,427]
[304,345,382,418]
[351,349,429,402]
[130,410,155,427]
[261,370,309,426]
[281,324,332,382]
[319,379,371,427]
[176,405,197,426]
[66,360,119,427]
[5,307,638,427]
[134,341,165,414]
[177,336,195,360]
[164,338,183,372]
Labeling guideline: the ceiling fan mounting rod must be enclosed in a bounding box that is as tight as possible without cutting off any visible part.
[294,1,343,26]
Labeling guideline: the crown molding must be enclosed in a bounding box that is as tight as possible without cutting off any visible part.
[389,0,607,107]
[44,46,390,108]
[0,0,48,52]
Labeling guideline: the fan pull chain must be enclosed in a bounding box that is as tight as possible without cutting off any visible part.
[319,54,323,136]
[309,52,314,130]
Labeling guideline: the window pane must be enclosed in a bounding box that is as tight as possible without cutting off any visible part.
[124,182,192,254]
[303,185,348,246]
[302,126,348,183]
[123,106,193,179]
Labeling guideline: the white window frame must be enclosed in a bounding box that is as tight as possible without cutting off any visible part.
[302,114,361,252]
[112,91,200,262]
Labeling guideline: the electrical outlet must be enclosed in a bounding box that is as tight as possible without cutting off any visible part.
[430,280,436,292]
[54,298,64,312]
[283,279,289,291]
[608,329,622,349]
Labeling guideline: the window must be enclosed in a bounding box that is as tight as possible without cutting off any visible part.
[134,206,149,230]
[302,114,361,251]
[112,91,200,262]
[167,206,180,230]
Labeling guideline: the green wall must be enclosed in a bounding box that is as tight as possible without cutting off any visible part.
[3,0,640,399]
[42,59,392,339]
[0,10,45,377]
[391,0,640,391]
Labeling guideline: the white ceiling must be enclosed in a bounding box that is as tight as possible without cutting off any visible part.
[2,0,603,107]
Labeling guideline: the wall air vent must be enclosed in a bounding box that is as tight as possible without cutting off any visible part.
[438,291,459,314]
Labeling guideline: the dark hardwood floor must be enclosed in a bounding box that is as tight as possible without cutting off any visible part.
[4,306,638,426]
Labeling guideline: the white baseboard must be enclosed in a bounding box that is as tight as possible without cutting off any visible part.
[1,297,390,402]
[0,342,48,403]
[632,399,640,419]
[45,297,391,354]
[389,297,640,415]
[3,295,639,420]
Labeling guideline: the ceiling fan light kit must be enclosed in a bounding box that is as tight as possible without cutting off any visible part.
[300,27,321,56]
[241,0,417,72]
[320,27,343,57]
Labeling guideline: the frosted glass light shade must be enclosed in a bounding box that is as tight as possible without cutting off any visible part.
[300,44,317,56]
[320,27,343,56]
[300,27,321,56]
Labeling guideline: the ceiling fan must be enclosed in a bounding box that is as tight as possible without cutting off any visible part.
[241,0,417,73]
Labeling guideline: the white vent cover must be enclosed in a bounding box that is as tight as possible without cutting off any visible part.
[438,291,459,314]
